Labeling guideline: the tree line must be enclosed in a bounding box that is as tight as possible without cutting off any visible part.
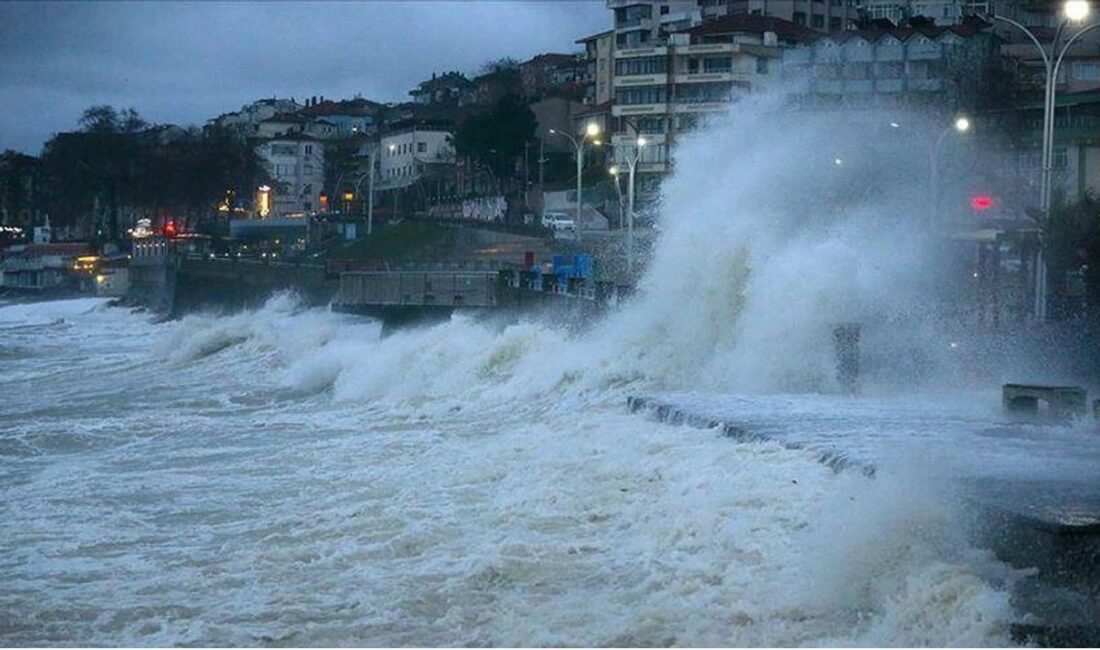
[40,105,267,239]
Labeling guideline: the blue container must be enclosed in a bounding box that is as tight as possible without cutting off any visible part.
[551,254,566,274]
[572,254,592,279]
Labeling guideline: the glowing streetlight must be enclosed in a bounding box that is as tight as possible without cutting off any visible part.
[993,3,1099,321]
[930,115,972,224]
[549,124,604,241]
[1066,1,1090,22]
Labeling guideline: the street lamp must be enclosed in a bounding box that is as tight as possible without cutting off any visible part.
[609,165,625,229]
[349,148,380,236]
[992,1,1098,322]
[612,135,647,274]
[929,114,972,224]
[549,122,602,241]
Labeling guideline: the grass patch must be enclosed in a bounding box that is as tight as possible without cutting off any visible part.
[329,221,454,262]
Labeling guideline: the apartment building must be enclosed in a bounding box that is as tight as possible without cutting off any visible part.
[611,14,815,176]
[699,0,860,31]
[253,135,325,217]
[578,30,616,105]
[609,0,701,49]
[782,21,1001,112]
[379,122,455,190]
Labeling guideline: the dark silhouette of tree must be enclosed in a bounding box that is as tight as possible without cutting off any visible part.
[452,94,537,195]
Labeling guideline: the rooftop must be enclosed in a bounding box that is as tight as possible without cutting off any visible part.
[679,15,818,42]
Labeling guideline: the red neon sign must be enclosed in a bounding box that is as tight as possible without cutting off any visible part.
[970,195,994,211]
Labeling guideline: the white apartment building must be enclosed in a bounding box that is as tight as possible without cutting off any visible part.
[611,14,809,175]
[699,0,860,31]
[379,123,455,190]
[254,136,325,217]
[207,98,302,137]
[609,0,701,49]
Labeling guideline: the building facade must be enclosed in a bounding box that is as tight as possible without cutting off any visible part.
[379,122,455,190]
[253,136,325,217]
[611,15,812,176]
[578,30,616,105]
[782,21,1001,112]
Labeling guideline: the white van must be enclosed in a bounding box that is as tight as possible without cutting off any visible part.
[541,212,577,231]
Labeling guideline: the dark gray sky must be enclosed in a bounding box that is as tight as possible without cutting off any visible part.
[0,1,609,155]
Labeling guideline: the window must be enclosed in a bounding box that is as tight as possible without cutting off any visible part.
[703,57,732,73]
[660,5,669,14]
[304,144,313,155]
[812,14,824,28]
[793,11,806,25]
[675,81,731,103]
[616,56,667,76]
[616,30,652,48]
[271,144,295,155]
[615,4,652,27]
[615,85,667,105]
[417,142,427,153]
[1074,61,1100,80]
[829,16,842,31]
[687,57,700,74]
[304,163,314,174]
[756,57,769,74]
[633,116,666,133]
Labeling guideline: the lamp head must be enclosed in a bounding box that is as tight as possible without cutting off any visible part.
[609,165,619,176]
[585,122,600,138]
[637,136,648,147]
[1066,1,1090,21]
[955,116,971,133]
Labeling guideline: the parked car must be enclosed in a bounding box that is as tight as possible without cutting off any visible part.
[541,212,577,231]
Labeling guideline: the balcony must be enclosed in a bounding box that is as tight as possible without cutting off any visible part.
[615,45,668,59]
[612,103,669,117]
[670,101,731,113]
[612,132,667,146]
[679,42,734,55]
[615,17,653,31]
[674,72,737,84]
[614,74,669,87]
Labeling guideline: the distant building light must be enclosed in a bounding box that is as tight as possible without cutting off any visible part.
[970,195,994,211]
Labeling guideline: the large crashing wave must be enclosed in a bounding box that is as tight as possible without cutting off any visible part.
[185,95,970,406]
[141,96,1026,646]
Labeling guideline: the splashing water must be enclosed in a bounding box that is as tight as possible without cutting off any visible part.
[1,96,1044,646]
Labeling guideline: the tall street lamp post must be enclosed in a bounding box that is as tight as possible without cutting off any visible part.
[549,123,602,242]
[930,115,971,223]
[613,136,647,274]
[352,149,379,236]
[609,166,625,229]
[992,0,1096,322]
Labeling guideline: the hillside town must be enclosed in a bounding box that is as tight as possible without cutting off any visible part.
[1,0,1099,325]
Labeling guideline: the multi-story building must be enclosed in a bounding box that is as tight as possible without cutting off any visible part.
[0,151,43,235]
[612,14,813,177]
[577,30,616,105]
[378,121,455,190]
[609,0,700,49]
[518,53,584,99]
[409,72,476,106]
[700,0,860,31]
[857,1,992,26]
[299,97,381,138]
[782,21,1001,112]
[206,97,302,138]
[253,135,325,217]
[255,113,339,140]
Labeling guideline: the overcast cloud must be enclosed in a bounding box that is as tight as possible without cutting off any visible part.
[0,0,609,155]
